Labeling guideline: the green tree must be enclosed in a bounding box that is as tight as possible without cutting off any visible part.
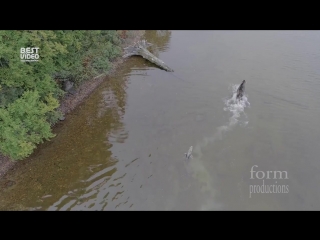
[0,90,59,160]
[0,30,123,160]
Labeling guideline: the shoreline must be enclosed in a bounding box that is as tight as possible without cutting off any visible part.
[0,30,145,181]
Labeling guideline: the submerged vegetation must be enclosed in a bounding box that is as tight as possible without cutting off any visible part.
[0,30,124,161]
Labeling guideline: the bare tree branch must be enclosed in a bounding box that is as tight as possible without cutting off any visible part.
[123,40,173,72]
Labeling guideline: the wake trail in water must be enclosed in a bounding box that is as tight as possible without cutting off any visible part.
[187,83,250,210]
[193,83,250,158]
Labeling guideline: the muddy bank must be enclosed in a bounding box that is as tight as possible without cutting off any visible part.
[0,30,145,180]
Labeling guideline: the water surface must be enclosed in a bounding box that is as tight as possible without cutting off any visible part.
[1,30,320,210]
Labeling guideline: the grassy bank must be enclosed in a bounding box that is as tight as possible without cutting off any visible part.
[0,30,144,174]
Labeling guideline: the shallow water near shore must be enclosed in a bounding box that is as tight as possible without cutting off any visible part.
[1,30,320,210]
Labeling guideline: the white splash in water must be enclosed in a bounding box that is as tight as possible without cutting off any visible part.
[188,83,250,210]
[194,83,250,158]
[223,84,250,128]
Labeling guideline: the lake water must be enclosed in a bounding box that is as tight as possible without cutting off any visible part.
[1,30,320,210]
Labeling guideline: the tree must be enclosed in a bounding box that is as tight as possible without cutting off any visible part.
[0,30,122,160]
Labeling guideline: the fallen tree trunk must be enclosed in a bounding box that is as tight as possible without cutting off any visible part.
[123,40,173,72]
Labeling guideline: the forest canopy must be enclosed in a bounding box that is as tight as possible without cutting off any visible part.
[0,30,123,160]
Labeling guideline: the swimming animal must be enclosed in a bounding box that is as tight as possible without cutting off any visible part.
[236,80,246,100]
[185,146,193,159]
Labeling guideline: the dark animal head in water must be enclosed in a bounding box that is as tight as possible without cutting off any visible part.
[236,80,246,100]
